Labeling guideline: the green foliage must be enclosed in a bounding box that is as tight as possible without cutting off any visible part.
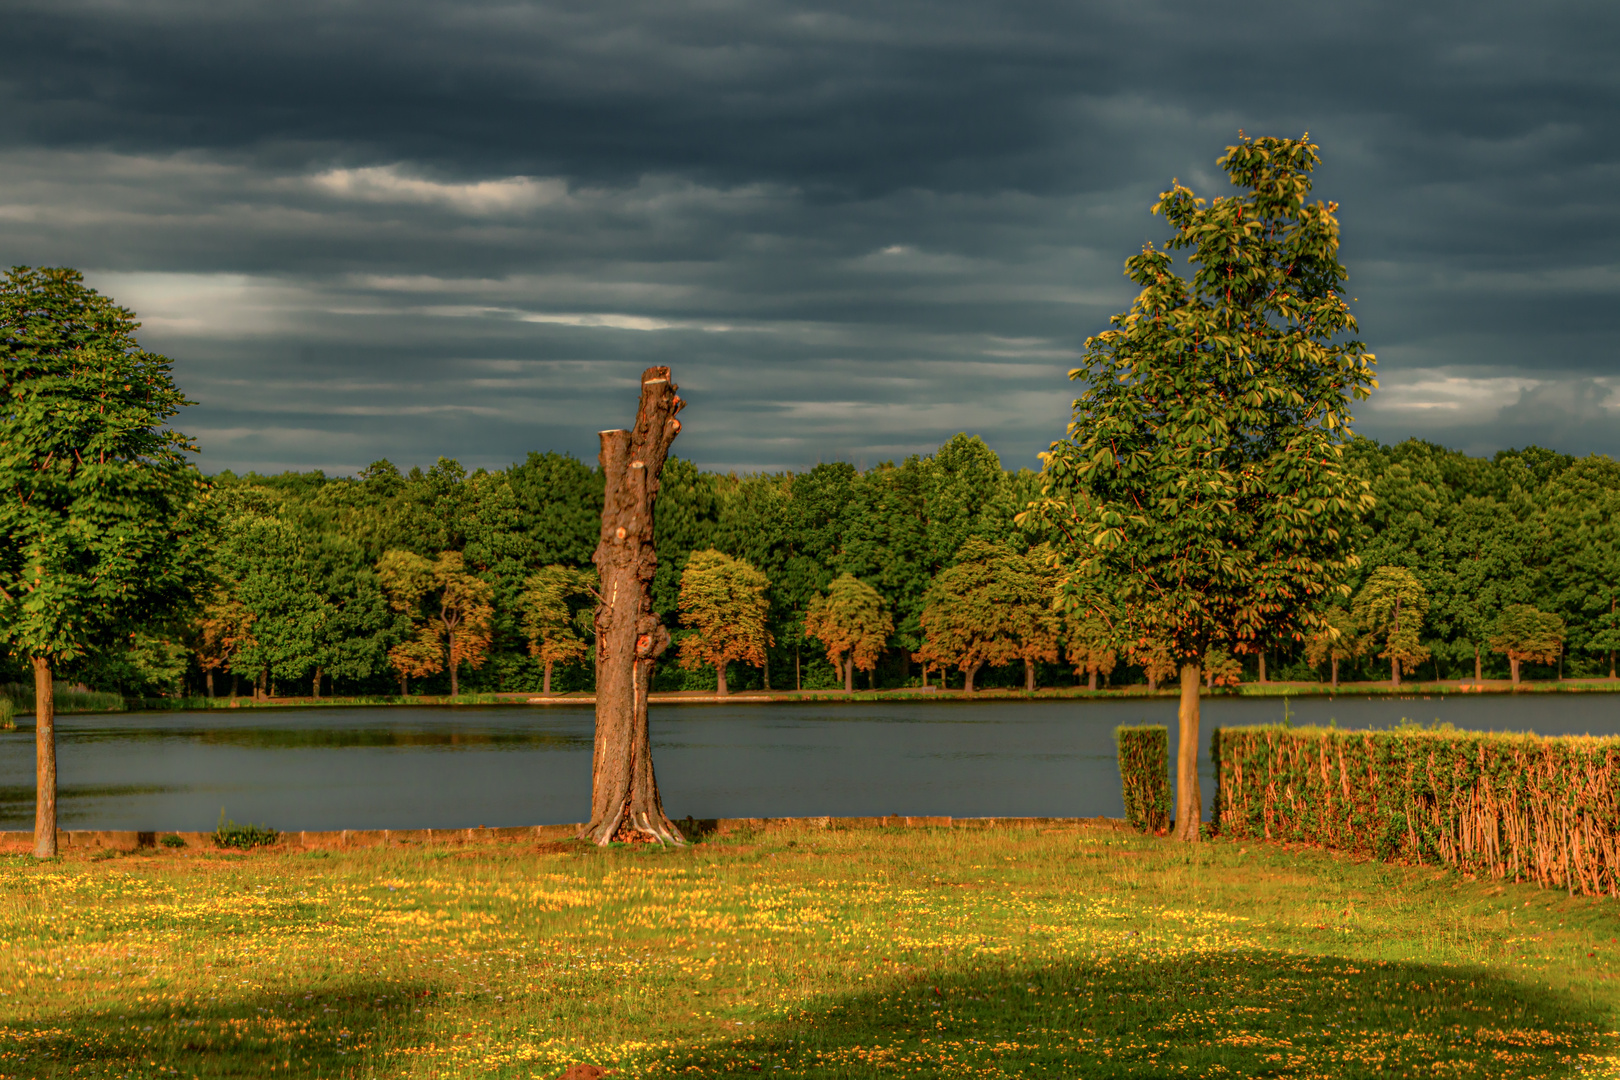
[915,538,1057,690]
[213,811,279,850]
[803,574,893,689]
[0,266,206,664]
[1489,604,1566,683]
[519,565,596,679]
[677,550,772,691]
[1213,724,1620,896]
[159,834,186,848]
[1115,725,1170,833]
[1353,566,1431,679]
[1032,135,1375,668]
[0,696,13,728]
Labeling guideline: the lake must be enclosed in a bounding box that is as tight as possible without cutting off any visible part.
[1,693,1616,831]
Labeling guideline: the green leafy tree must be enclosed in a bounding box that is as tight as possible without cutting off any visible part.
[220,510,330,698]
[1065,610,1117,691]
[377,549,494,696]
[0,267,205,857]
[193,592,254,698]
[676,550,772,695]
[805,574,893,692]
[521,565,597,695]
[1029,135,1375,840]
[1303,606,1361,689]
[1489,604,1565,685]
[1201,645,1242,689]
[1352,566,1430,686]
[914,538,1045,693]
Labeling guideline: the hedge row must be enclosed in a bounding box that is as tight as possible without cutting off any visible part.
[1116,725,1170,834]
[1212,725,1620,897]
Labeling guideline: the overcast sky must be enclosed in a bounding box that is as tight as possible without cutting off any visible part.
[3,1,1616,476]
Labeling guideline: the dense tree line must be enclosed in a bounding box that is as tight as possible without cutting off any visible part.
[4,432,1615,699]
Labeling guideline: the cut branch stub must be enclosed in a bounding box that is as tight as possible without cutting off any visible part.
[580,366,685,846]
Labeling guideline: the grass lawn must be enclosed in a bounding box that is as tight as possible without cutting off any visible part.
[3,822,1619,1078]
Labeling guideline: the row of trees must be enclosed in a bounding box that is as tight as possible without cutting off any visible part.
[5,432,1616,702]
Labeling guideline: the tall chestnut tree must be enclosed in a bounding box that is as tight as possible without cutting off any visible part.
[1030,136,1376,841]
[0,267,203,857]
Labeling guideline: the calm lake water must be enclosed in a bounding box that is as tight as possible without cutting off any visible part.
[1,694,1616,831]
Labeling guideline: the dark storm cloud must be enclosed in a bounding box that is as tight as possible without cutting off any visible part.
[1,0,1617,474]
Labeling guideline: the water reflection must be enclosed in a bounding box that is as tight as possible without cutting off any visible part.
[0,694,1614,832]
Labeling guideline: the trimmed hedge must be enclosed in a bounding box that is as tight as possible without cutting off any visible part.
[1212,724,1620,897]
[1116,725,1170,834]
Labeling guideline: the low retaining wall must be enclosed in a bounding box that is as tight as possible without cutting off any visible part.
[0,815,1116,854]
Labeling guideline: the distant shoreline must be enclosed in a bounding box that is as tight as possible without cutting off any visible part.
[5,677,1616,716]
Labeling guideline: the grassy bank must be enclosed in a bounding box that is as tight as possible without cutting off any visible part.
[4,824,1620,1078]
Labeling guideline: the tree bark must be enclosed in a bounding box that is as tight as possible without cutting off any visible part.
[1475,645,1482,683]
[206,670,215,699]
[33,657,56,858]
[580,366,686,846]
[1331,656,1339,690]
[922,664,929,689]
[1511,656,1520,685]
[1088,668,1097,692]
[1258,653,1267,684]
[717,661,728,696]
[544,661,553,696]
[450,658,459,697]
[313,667,322,699]
[762,653,770,691]
[1391,656,1400,688]
[795,649,801,690]
[400,673,407,696]
[1147,670,1158,692]
[844,656,853,693]
[1176,663,1201,843]
[964,661,981,693]
[1024,658,1036,692]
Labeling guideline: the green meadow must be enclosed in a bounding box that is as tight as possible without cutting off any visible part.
[3,823,1619,1078]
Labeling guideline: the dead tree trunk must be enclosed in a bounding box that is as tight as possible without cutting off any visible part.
[33,657,56,858]
[580,366,686,846]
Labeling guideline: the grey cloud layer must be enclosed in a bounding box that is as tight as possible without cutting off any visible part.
[2,1,1617,473]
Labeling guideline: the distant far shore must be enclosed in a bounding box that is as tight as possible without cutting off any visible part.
[7,677,1616,716]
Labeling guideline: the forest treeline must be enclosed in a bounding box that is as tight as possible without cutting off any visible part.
[3,431,1615,700]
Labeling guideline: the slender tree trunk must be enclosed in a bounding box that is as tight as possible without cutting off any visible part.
[1258,653,1267,684]
[922,664,929,689]
[1391,656,1400,688]
[795,649,800,690]
[1610,650,1615,680]
[870,662,877,691]
[717,661,728,696]
[964,661,981,693]
[33,657,56,859]
[231,671,239,699]
[400,673,408,696]
[1088,668,1097,692]
[544,661,554,696]
[844,656,853,693]
[1475,645,1482,683]
[1147,670,1158,692]
[1511,657,1521,685]
[1331,656,1339,690]
[581,366,685,846]
[763,653,770,691]
[1024,658,1036,692]
[1176,663,1201,843]
[450,653,459,697]
[206,670,215,699]
[313,667,322,699]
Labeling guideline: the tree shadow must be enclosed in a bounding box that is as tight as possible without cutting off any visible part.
[6,977,440,1078]
[658,950,1612,1077]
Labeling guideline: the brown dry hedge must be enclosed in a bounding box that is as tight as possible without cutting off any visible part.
[1212,724,1620,896]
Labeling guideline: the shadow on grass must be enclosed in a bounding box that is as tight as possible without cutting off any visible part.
[658,950,1612,1078]
[2,977,440,1079]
